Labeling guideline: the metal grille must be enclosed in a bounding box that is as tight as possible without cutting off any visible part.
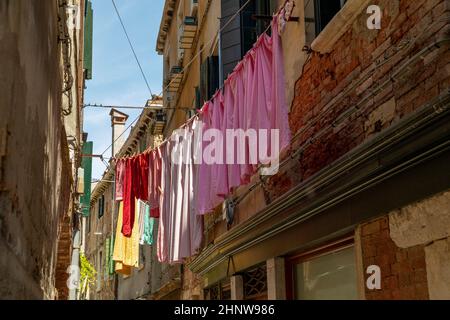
[243,265,267,299]
[207,284,220,300]
[205,281,231,300]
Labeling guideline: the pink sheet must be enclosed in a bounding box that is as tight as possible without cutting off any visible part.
[195,17,290,215]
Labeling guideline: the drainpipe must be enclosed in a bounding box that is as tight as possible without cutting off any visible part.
[69,228,81,300]
[218,22,224,87]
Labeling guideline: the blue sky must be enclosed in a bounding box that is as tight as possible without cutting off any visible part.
[84,0,164,180]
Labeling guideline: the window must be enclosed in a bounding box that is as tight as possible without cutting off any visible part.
[205,280,231,300]
[286,237,357,300]
[194,86,202,109]
[87,214,91,234]
[305,0,347,46]
[240,0,277,57]
[220,0,277,81]
[200,55,220,104]
[242,265,268,300]
[98,195,105,219]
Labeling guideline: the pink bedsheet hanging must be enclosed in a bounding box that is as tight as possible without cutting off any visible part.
[195,16,290,215]
[155,16,291,262]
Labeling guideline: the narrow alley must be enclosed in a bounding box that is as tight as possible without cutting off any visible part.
[1,0,450,308]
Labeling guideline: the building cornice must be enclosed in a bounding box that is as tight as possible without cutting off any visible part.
[90,100,163,206]
[156,0,178,54]
[187,90,450,280]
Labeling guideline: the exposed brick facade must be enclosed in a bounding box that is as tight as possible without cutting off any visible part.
[193,0,450,301]
[360,217,429,300]
[266,0,450,201]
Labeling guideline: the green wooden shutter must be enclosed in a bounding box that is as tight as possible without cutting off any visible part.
[104,237,110,278]
[80,141,93,217]
[109,235,115,275]
[84,0,93,80]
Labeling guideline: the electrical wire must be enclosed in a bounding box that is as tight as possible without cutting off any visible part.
[159,0,253,100]
[111,0,153,97]
[98,0,255,159]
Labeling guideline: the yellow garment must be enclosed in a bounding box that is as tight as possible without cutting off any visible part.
[112,201,140,275]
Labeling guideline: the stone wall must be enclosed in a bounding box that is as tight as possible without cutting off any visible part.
[0,0,73,299]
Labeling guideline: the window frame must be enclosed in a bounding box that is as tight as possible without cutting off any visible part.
[285,235,355,300]
[98,195,105,219]
[304,0,347,46]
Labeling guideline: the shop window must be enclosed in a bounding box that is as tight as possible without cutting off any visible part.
[286,237,357,300]
[304,0,347,46]
[205,280,231,300]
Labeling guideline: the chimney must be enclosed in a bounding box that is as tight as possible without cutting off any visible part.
[109,109,129,158]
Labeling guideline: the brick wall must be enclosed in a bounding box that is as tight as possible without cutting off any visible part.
[266,0,450,201]
[181,265,203,300]
[360,216,429,299]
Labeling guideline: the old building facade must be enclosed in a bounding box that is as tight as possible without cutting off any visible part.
[0,0,90,299]
[155,0,450,300]
[83,98,187,300]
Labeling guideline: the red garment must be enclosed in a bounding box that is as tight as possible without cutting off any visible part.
[136,153,149,201]
[122,154,150,237]
[115,158,125,201]
[122,157,135,237]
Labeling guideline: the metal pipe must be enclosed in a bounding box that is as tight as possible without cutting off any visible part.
[68,229,81,300]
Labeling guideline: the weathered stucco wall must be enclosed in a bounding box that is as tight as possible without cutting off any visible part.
[0,0,73,299]
[389,190,450,299]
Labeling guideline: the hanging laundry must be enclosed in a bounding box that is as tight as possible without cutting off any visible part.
[138,200,154,245]
[114,158,125,201]
[195,16,291,215]
[196,101,223,216]
[112,201,140,275]
[143,213,155,246]
[114,14,290,264]
[137,153,149,201]
[121,154,150,237]
[157,141,172,263]
[121,157,136,237]
[138,200,144,244]
[270,16,291,153]
[157,119,203,264]
[148,148,162,218]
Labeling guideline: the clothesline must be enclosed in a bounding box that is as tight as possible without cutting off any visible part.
[112,21,275,164]
[106,0,295,165]
[112,5,295,267]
